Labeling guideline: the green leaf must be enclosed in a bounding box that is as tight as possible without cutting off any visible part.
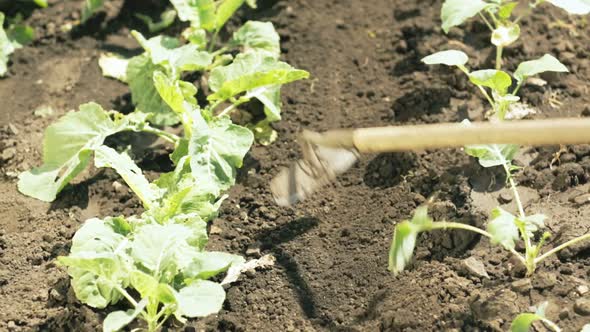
[103,299,148,332]
[94,145,163,209]
[216,0,246,30]
[0,13,16,76]
[182,251,245,279]
[188,113,254,196]
[6,23,35,48]
[153,70,196,115]
[129,270,159,299]
[513,54,568,83]
[469,69,512,94]
[441,0,491,33]
[491,24,520,47]
[170,0,216,31]
[231,21,280,58]
[547,0,590,15]
[18,103,126,201]
[98,53,129,82]
[130,223,195,280]
[248,84,282,121]
[58,218,131,308]
[135,9,177,33]
[464,143,519,168]
[126,54,180,126]
[498,2,518,19]
[176,280,226,318]
[34,0,48,7]
[510,302,552,332]
[487,207,519,250]
[208,52,309,103]
[388,207,432,275]
[182,27,208,49]
[421,50,469,67]
[82,0,105,22]
[521,214,546,238]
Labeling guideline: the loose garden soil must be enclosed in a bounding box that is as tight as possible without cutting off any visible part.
[1,0,590,331]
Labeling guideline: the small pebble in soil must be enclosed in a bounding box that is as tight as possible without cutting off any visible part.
[582,105,590,117]
[558,308,570,320]
[532,272,557,290]
[573,297,590,316]
[511,278,532,294]
[577,285,589,296]
[461,257,489,278]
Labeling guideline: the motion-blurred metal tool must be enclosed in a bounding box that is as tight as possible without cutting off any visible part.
[271,117,590,206]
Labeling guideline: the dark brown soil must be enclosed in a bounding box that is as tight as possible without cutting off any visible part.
[1,0,590,331]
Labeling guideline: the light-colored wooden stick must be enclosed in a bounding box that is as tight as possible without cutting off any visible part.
[303,118,590,153]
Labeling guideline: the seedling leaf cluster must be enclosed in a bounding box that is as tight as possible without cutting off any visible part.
[18,1,308,331]
[390,0,590,277]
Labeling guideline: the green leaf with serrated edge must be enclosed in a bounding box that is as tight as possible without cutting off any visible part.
[94,145,163,209]
[388,206,432,275]
[513,54,568,83]
[181,251,245,279]
[99,53,129,82]
[126,54,179,126]
[135,9,177,33]
[491,24,520,47]
[422,50,469,67]
[547,0,590,14]
[216,0,246,30]
[103,299,147,332]
[132,31,213,73]
[175,280,226,318]
[82,0,104,22]
[189,111,254,196]
[208,52,309,103]
[487,207,519,250]
[58,218,130,308]
[441,0,491,33]
[130,223,195,281]
[170,0,216,31]
[498,2,518,19]
[469,69,512,94]
[18,103,126,202]
[0,13,16,76]
[231,21,280,58]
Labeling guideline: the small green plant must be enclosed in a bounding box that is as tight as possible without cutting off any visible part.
[0,12,34,76]
[510,302,560,332]
[19,1,308,331]
[389,0,590,277]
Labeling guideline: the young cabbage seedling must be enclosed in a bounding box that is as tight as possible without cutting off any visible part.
[510,302,560,332]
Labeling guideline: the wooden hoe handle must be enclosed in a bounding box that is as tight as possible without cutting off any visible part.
[303,118,590,153]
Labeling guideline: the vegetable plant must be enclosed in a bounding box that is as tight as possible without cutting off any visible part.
[510,302,560,332]
[389,0,590,277]
[18,1,308,331]
[0,12,34,76]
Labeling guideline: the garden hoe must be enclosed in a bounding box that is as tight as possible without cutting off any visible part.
[271,117,590,206]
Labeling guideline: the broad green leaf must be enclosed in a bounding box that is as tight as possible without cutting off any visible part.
[176,280,226,318]
[103,299,147,332]
[94,145,162,209]
[0,13,17,76]
[216,0,245,30]
[231,21,280,58]
[182,251,245,279]
[153,70,196,115]
[132,31,213,73]
[487,207,519,250]
[208,52,309,102]
[126,54,179,126]
[547,0,590,14]
[491,24,520,47]
[189,113,254,196]
[469,69,512,94]
[58,218,131,308]
[441,0,491,33]
[130,223,195,280]
[421,50,468,67]
[498,2,518,19]
[18,103,126,201]
[98,53,129,82]
[82,0,104,22]
[464,143,519,168]
[129,270,159,299]
[170,0,216,31]
[388,207,432,275]
[513,54,568,83]
[135,9,177,33]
